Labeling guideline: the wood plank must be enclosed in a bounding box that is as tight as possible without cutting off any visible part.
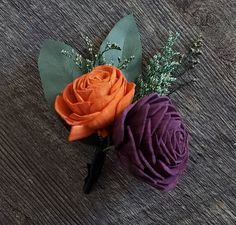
[0,0,235,224]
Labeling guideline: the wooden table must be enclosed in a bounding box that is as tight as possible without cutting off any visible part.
[0,0,235,224]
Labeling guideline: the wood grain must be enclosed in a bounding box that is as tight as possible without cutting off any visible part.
[0,0,235,224]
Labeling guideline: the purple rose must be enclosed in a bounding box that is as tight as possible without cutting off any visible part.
[112,93,188,191]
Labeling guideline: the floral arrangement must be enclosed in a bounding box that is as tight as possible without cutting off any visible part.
[38,14,202,193]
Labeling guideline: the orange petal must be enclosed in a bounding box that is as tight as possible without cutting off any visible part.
[75,89,93,101]
[110,72,124,93]
[90,71,110,82]
[109,67,118,85]
[97,128,110,138]
[116,82,136,117]
[73,74,89,101]
[88,83,111,100]
[69,112,100,124]
[93,65,114,74]
[86,85,125,130]
[62,83,90,115]
[65,101,91,115]
[55,95,72,119]
[62,83,77,103]
[69,125,94,141]
[86,106,115,130]
[89,91,116,113]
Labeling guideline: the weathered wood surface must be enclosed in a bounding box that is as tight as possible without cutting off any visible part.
[0,0,235,224]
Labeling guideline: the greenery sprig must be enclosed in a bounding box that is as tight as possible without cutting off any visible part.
[61,49,84,68]
[61,35,135,73]
[135,32,182,99]
[174,34,203,77]
[135,32,203,100]
[61,32,202,100]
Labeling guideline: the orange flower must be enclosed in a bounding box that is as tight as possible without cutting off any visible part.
[55,65,135,141]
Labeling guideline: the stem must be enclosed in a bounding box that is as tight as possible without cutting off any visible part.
[168,79,198,95]
[83,137,109,194]
[100,48,112,55]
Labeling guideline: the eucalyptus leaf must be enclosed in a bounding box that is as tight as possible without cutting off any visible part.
[38,39,84,108]
[99,14,142,82]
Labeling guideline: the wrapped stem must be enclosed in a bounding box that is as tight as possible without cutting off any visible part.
[83,137,108,194]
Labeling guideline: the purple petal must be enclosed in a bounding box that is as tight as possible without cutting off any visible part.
[113,103,134,146]
[127,94,157,119]
[155,160,180,177]
[113,93,189,192]
[154,113,171,139]
[150,96,170,105]
[158,138,176,165]
[118,126,144,170]
[127,104,150,147]
[150,104,169,135]
[140,118,156,165]
[137,148,164,180]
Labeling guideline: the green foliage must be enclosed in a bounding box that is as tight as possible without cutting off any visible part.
[61,49,84,69]
[99,14,142,82]
[135,33,203,100]
[61,39,135,73]
[38,15,142,109]
[174,34,203,77]
[135,32,182,99]
[61,14,141,79]
[38,39,84,107]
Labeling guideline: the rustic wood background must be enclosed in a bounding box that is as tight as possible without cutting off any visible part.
[0,0,235,224]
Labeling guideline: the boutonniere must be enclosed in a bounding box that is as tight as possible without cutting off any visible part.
[38,14,203,193]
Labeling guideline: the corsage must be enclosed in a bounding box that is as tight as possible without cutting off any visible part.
[38,14,203,193]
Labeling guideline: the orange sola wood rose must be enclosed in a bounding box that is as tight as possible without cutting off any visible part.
[55,65,135,141]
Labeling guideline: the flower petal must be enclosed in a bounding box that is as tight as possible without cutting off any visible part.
[116,82,135,117]
[112,103,134,146]
[69,125,94,141]
[54,95,72,121]
[128,103,150,147]
[118,126,144,170]
[140,118,156,165]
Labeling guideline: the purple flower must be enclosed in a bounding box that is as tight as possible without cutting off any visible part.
[112,93,188,191]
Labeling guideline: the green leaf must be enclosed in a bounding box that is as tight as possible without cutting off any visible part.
[38,39,84,107]
[99,14,142,82]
